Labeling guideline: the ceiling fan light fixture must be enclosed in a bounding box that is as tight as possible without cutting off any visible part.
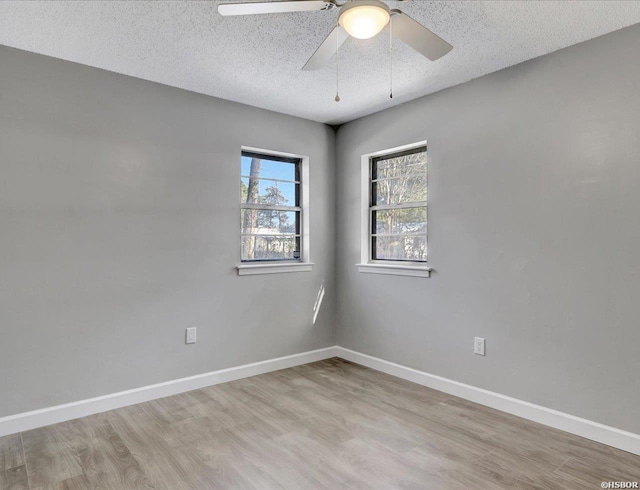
[339,1,390,40]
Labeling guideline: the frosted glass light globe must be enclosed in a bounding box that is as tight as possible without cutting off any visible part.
[339,2,390,40]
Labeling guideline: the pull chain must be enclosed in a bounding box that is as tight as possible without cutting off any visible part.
[335,22,341,102]
[389,15,393,99]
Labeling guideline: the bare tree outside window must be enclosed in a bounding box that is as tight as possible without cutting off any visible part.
[370,147,427,262]
[240,151,301,261]
[241,158,261,260]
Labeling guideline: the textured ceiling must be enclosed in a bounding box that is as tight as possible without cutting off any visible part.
[0,1,639,124]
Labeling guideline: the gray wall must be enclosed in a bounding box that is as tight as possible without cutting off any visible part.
[335,24,640,434]
[0,45,336,417]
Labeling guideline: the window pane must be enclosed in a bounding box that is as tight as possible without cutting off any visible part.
[242,235,300,261]
[241,156,297,182]
[241,178,298,207]
[241,210,299,235]
[374,151,426,180]
[373,207,427,235]
[374,235,427,262]
[373,175,426,205]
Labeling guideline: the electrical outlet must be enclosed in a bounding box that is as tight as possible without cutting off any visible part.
[186,327,197,344]
[474,337,485,356]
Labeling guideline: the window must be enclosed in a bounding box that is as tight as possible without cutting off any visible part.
[371,146,427,262]
[238,147,312,275]
[241,150,302,262]
[358,143,430,277]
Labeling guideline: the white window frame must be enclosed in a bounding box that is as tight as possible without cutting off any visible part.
[237,146,313,276]
[357,141,431,278]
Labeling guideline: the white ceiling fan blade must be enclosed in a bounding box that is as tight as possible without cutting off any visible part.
[218,1,332,16]
[302,25,349,71]
[391,11,452,61]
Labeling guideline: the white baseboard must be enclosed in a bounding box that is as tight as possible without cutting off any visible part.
[0,346,338,437]
[335,347,640,456]
[3,345,639,457]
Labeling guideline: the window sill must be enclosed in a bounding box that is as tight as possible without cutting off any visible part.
[237,262,314,276]
[356,263,431,278]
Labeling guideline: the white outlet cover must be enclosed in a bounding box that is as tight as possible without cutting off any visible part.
[474,337,486,356]
[186,327,197,344]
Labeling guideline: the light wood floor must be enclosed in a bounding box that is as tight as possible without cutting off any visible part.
[1,359,639,489]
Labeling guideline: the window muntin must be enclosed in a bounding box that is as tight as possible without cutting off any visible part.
[241,151,302,262]
[370,146,427,263]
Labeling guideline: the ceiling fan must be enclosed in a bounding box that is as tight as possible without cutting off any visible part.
[218,0,453,71]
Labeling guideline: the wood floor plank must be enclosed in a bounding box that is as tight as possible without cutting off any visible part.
[106,409,260,489]
[0,465,28,490]
[0,435,24,472]
[29,475,92,490]
[554,456,640,487]
[62,417,153,489]
[11,358,640,489]
[21,426,82,488]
